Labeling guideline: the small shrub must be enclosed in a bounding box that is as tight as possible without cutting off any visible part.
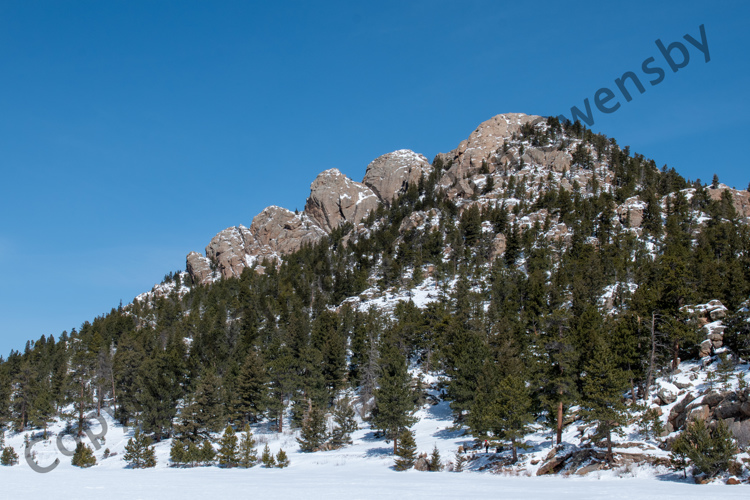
[261,444,275,468]
[71,442,96,468]
[1,446,19,466]
[275,448,289,468]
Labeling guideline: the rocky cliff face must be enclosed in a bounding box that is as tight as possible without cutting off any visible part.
[363,149,433,202]
[304,169,379,233]
[186,150,430,284]
[186,112,750,285]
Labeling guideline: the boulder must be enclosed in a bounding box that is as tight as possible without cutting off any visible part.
[729,419,750,447]
[669,393,697,430]
[414,457,430,472]
[707,332,724,349]
[304,169,379,232]
[362,149,432,202]
[536,452,571,476]
[699,339,713,357]
[709,307,727,321]
[702,391,725,408]
[657,386,677,405]
[687,404,710,422]
[714,402,742,420]
[616,197,645,229]
[490,233,507,260]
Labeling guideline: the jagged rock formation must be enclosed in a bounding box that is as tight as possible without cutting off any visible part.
[363,149,432,202]
[186,151,428,284]
[304,169,379,233]
[249,206,327,257]
[186,112,750,285]
[186,252,214,284]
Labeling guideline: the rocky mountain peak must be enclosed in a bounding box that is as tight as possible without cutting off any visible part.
[363,149,432,202]
[437,113,545,194]
[304,168,379,233]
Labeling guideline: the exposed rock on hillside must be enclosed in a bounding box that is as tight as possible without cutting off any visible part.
[363,149,432,202]
[249,206,327,259]
[205,225,256,279]
[304,168,379,232]
[436,113,543,196]
[708,186,750,219]
[186,252,214,284]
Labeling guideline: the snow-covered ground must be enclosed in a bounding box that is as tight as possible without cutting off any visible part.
[3,465,748,500]
[2,391,747,498]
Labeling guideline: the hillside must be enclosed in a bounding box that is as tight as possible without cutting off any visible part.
[2,113,750,486]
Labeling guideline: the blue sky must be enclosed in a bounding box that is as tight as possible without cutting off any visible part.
[0,0,748,356]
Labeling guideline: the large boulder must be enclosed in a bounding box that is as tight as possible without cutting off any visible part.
[363,149,432,202]
[490,233,507,261]
[657,385,678,405]
[304,169,379,232]
[616,197,645,229]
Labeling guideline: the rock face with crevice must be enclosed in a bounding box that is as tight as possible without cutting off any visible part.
[186,152,421,284]
[363,149,433,202]
[304,168,380,233]
[205,225,256,279]
[249,206,327,257]
[186,252,214,284]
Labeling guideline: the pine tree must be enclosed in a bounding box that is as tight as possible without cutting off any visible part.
[297,403,328,452]
[233,350,267,424]
[261,443,275,467]
[393,428,417,471]
[169,438,190,467]
[670,432,691,478]
[237,423,258,468]
[371,331,416,454]
[71,442,96,468]
[675,419,736,478]
[0,446,18,466]
[468,371,532,463]
[453,450,465,472]
[429,445,442,471]
[175,372,226,441]
[123,428,156,468]
[217,425,239,467]
[275,448,290,468]
[580,337,628,463]
[330,395,358,448]
[198,439,216,466]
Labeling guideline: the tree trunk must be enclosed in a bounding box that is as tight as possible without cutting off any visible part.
[78,380,85,437]
[393,433,398,454]
[110,365,117,418]
[606,427,613,464]
[672,340,680,371]
[511,437,518,463]
[556,399,563,445]
[645,312,657,400]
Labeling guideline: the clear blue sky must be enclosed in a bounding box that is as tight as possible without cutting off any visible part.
[1,0,748,356]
